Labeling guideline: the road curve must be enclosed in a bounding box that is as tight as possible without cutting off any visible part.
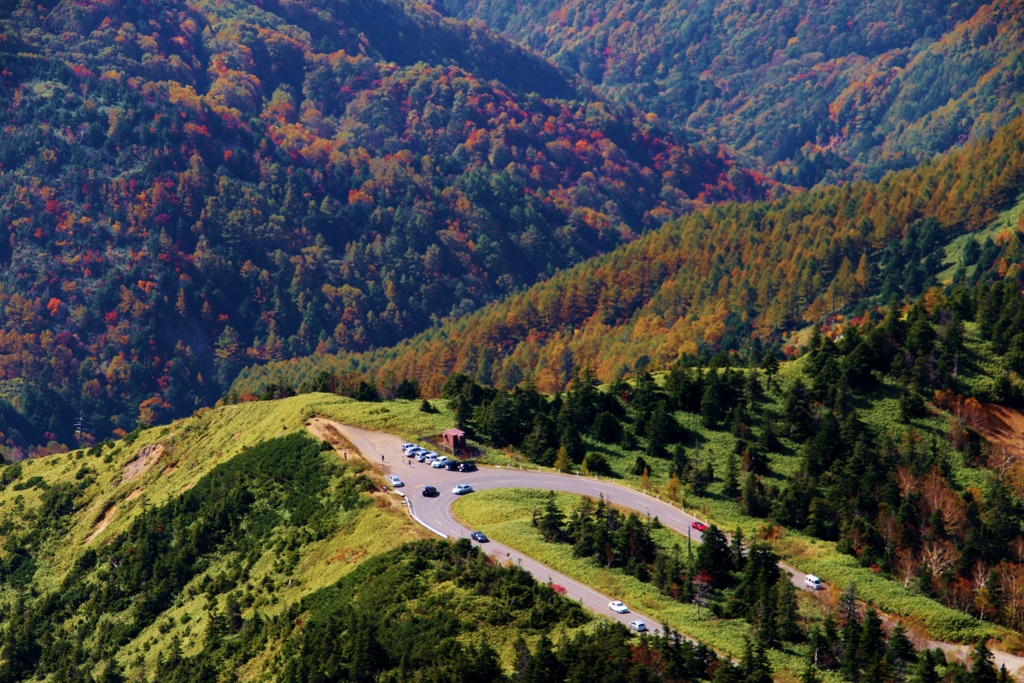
[310,419,750,646]
[309,419,1024,675]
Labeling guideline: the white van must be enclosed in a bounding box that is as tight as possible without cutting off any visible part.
[804,574,823,590]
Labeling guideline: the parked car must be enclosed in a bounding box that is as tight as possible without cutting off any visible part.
[401,443,416,451]
[422,486,438,497]
[415,452,429,462]
[387,475,404,488]
[458,462,477,472]
[608,601,629,614]
[453,484,473,495]
[470,531,488,542]
[804,574,823,590]
[691,521,708,532]
[445,460,461,471]
[431,457,451,468]
[628,621,648,632]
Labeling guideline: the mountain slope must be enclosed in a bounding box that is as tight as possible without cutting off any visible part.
[0,395,727,681]
[0,0,775,452]
[444,0,1024,184]
[232,111,1024,396]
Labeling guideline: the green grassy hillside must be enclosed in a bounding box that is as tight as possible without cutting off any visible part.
[0,394,737,682]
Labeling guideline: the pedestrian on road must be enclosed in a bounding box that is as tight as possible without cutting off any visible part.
[381,455,384,463]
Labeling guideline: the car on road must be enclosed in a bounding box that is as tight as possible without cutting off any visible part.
[608,601,629,614]
[387,475,404,488]
[458,462,477,472]
[431,457,451,468]
[691,521,708,532]
[453,484,473,495]
[804,574,823,590]
[628,621,647,632]
[422,486,438,497]
[470,531,488,542]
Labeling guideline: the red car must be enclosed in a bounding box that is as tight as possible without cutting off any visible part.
[691,521,708,532]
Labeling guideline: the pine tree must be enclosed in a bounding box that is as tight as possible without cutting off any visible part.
[739,638,773,683]
[723,453,740,498]
[553,446,573,472]
[775,577,802,643]
[761,350,780,392]
[671,444,689,480]
[741,472,768,517]
[968,642,997,683]
[695,525,733,587]
[538,491,565,542]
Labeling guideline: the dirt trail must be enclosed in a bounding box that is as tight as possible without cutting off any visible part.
[307,416,1024,678]
[307,417,374,467]
[121,443,164,484]
[84,488,142,544]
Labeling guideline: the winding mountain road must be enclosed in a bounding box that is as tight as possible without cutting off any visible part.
[309,418,1024,675]
[308,419,808,644]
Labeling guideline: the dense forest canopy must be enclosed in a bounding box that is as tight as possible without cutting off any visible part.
[0,0,774,453]
[444,0,1024,184]
[233,110,1024,398]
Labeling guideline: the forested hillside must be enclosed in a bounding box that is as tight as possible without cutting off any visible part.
[0,0,773,454]
[445,0,1024,184]
[233,111,1024,397]
[0,395,734,682]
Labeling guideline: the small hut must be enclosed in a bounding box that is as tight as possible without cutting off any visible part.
[443,428,467,456]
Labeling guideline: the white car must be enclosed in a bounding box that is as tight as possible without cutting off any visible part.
[388,475,404,488]
[453,484,473,495]
[415,452,429,462]
[804,574,823,590]
[431,457,451,468]
[628,621,647,632]
[401,443,416,451]
[608,601,629,614]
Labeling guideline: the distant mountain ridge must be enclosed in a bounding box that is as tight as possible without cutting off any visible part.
[444,0,1024,185]
[0,0,773,452]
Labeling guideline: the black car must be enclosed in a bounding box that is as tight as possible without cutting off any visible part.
[458,462,477,472]
[444,460,461,471]
[470,531,488,542]
[422,486,438,497]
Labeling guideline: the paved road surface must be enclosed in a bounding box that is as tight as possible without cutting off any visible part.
[309,418,1024,675]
